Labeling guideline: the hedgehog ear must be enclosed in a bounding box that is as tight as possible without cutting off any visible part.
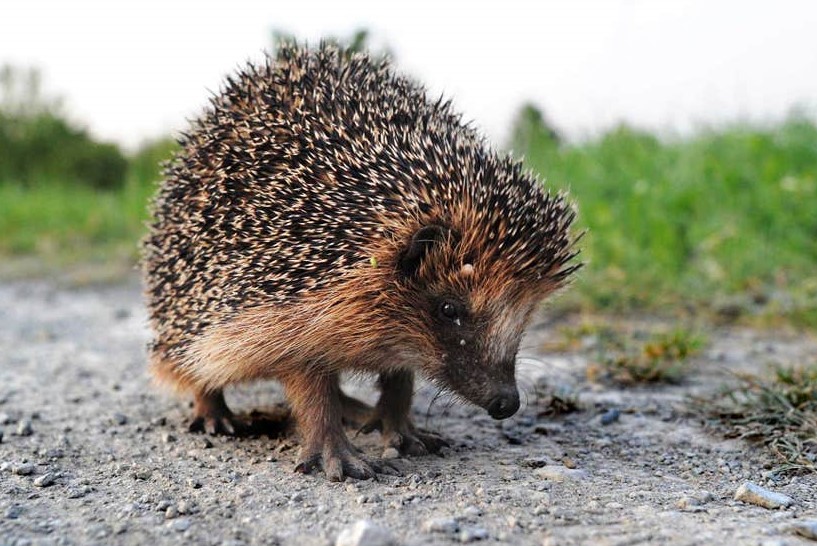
[399,224,446,278]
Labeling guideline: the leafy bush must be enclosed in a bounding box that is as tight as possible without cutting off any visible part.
[0,65,127,189]
[129,137,179,183]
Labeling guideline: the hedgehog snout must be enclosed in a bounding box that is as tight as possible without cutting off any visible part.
[485,385,520,420]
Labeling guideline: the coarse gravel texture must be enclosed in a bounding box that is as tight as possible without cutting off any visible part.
[1,278,816,546]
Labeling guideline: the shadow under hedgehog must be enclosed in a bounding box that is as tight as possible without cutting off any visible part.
[142,43,581,482]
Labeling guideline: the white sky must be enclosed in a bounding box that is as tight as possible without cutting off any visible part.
[2,0,816,150]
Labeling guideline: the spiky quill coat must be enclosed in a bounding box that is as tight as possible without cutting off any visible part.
[143,44,579,402]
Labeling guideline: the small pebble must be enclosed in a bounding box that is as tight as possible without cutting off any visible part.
[112,413,128,426]
[382,447,400,460]
[335,519,396,546]
[534,465,588,482]
[423,517,460,534]
[5,505,24,519]
[133,468,152,480]
[792,520,817,540]
[676,496,706,511]
[12,463,35,476]
[67,486,90,499]
[33,473,55,487]
[462,506,483,519]
[600,408,620,426]
[696,490,715,504]
[519,456,549,469]
[162,432,176,443]
[43,448,65,459]
[734,482,794,509]
[169,518,191,532]
[16,420,33,436]
[459,527,489,542]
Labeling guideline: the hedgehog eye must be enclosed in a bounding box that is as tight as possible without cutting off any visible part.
[438,301,459,322]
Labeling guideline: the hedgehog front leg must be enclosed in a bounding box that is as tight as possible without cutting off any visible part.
[282,370,382,481]
[360,370,448,456]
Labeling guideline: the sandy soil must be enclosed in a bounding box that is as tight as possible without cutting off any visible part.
[1,279,816,546]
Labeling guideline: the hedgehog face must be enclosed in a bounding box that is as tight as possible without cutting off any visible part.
[397,225,538,420]
[425,290,530,420]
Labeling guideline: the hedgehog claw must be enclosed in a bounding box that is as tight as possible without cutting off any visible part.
[359,414,448,456]
[189,390,244,436]
[189,414,243,436]
[294,452,322,475]
[295,443,390,482]
[387,427,449,457]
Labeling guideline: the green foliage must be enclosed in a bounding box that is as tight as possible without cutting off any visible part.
[510,108,817,325]
[0,136,176,263]
[0,65,127,189]
[508,103,561,153]
[129,137,179,183]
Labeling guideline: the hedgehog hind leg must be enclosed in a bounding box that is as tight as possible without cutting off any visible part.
[359,370,449,456]
[188,389,248,436]
[149,347,248,436]
[338,390,373,428]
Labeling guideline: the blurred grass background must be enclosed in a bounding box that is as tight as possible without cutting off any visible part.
[510,105,817,327]
[1,61,816,327]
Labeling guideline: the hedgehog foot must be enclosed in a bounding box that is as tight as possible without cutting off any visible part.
[358,369,449,456]
[339,391,373,428]
[295,437,391,482]
[189,389,245,436]
[283,371,397,481]
[359,414,448,456]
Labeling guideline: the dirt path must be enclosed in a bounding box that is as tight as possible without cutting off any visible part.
[1,280,816,546]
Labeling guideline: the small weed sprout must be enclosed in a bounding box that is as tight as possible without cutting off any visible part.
[702,364,817,475]
[587,328,705,385]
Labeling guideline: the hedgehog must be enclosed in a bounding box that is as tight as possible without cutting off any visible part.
[142,43,581,481]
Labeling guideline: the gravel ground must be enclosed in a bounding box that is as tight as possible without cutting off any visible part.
[1,279,816,546]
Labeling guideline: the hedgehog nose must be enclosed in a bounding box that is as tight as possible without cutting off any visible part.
[486,387,520,420]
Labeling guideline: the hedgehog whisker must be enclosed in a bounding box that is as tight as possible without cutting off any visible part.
[424,387,445,429]
[515,376,536,413]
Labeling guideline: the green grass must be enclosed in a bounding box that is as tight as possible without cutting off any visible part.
[0,174,154,266]
[0,136,174,277]
[515,114,817,326]
[1,116,816,327]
